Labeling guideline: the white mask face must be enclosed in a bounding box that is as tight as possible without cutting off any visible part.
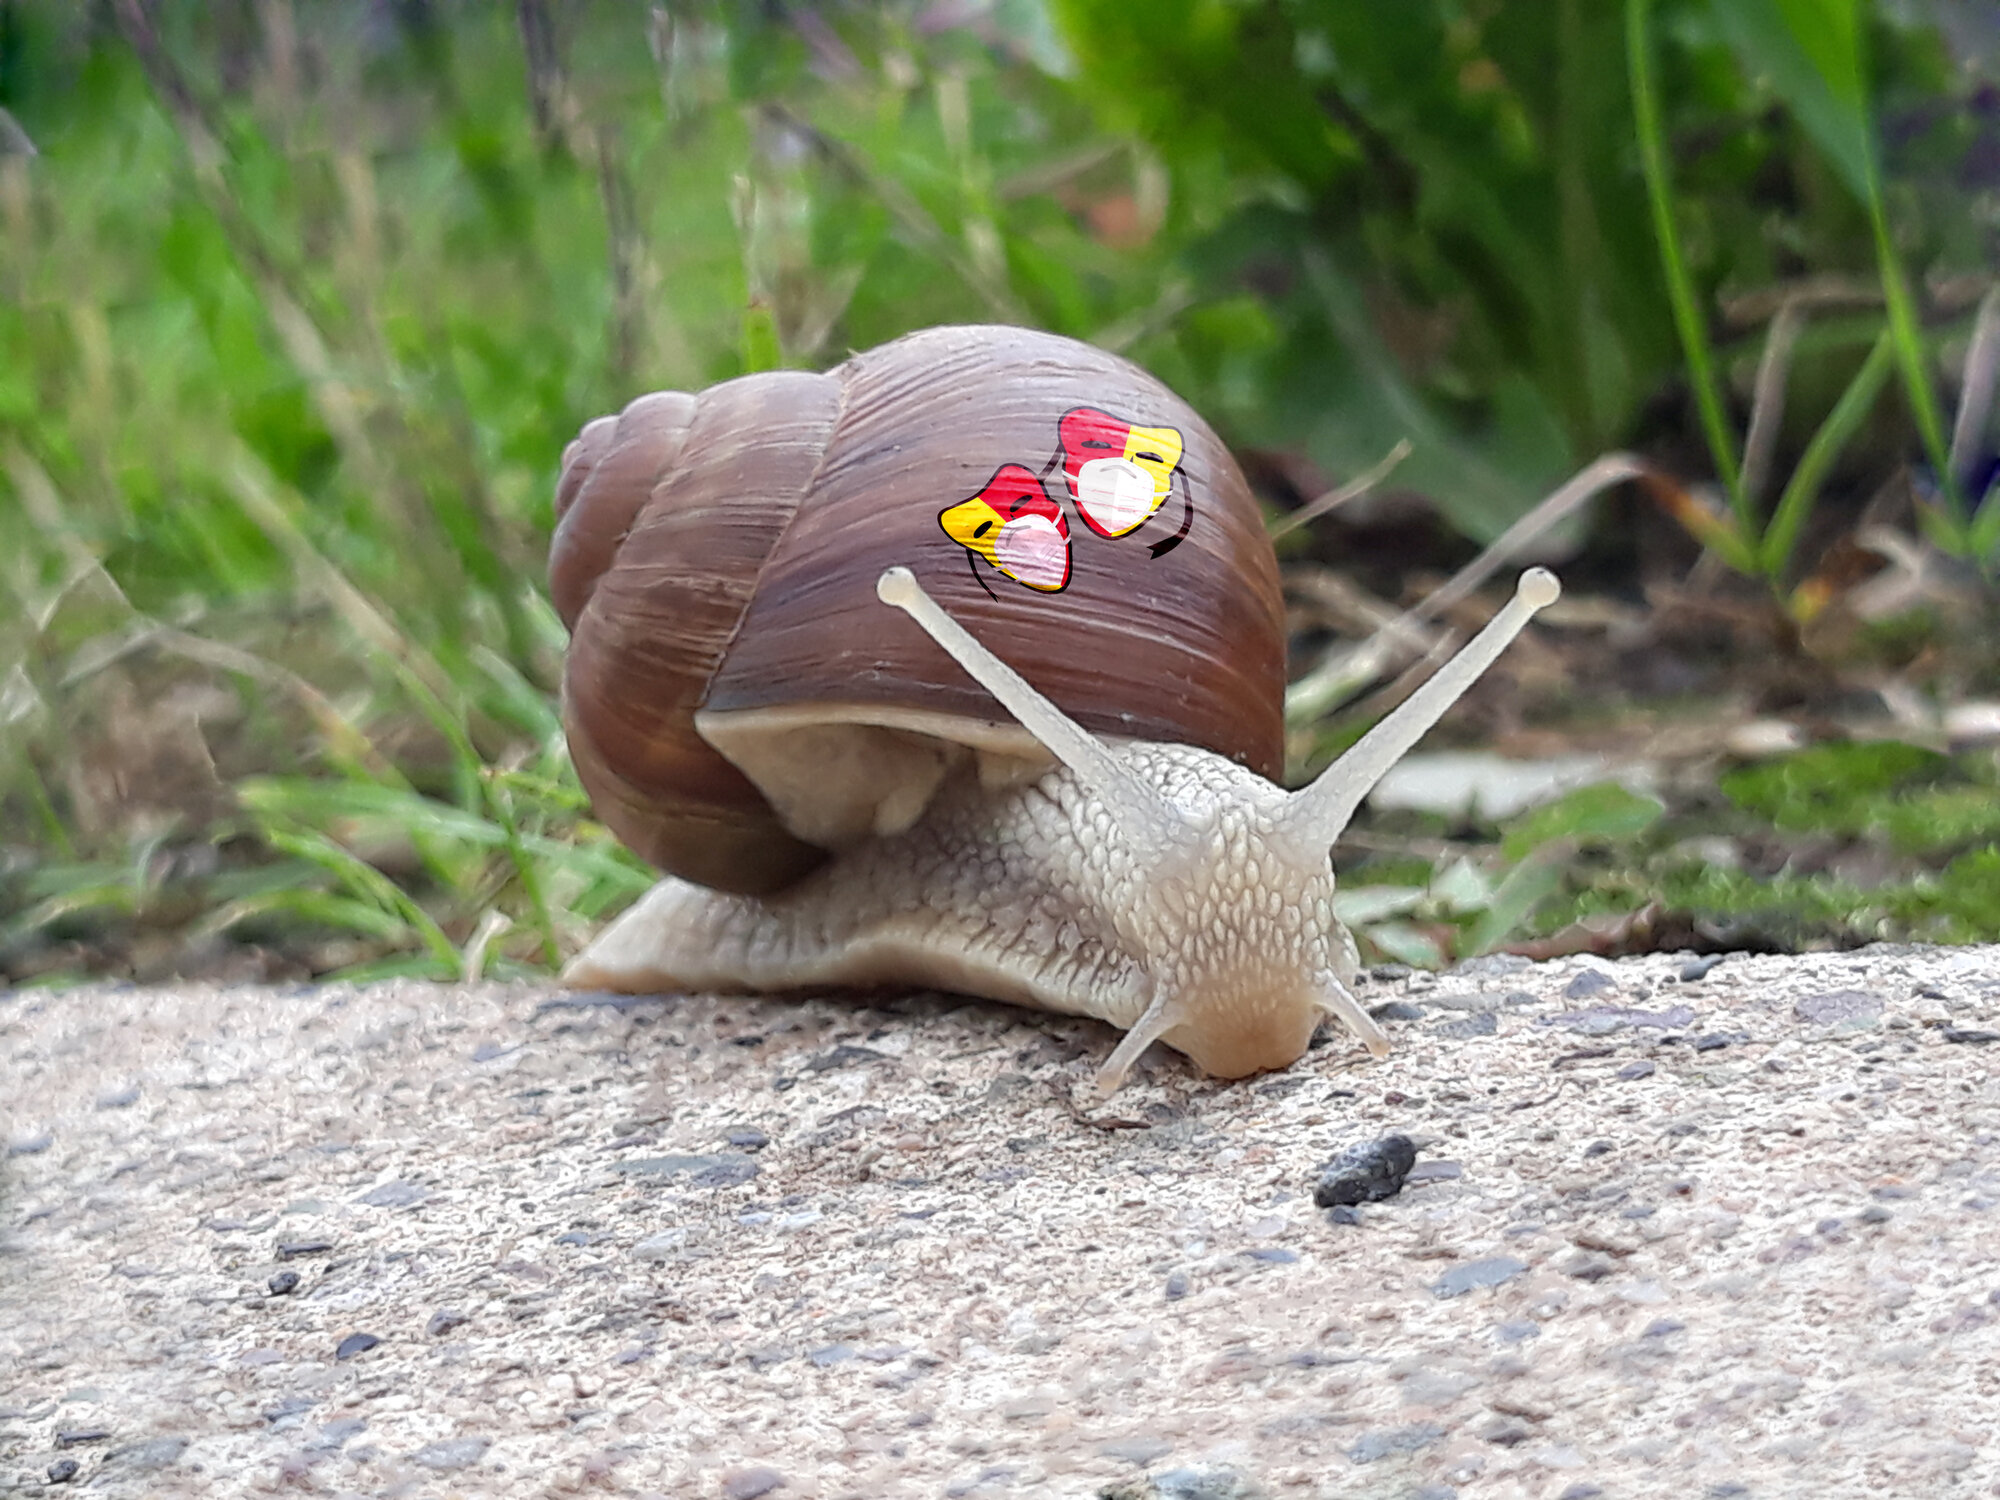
[994,513,1070,590]
[1074,456,1161,537]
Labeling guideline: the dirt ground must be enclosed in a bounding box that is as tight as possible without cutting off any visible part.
[3,944,1998,1499]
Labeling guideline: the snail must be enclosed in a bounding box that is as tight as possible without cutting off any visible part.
[550,325,1558,1093]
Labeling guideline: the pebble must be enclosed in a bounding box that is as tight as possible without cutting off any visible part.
[1564,969,1617,999]
[722,1467,787,1499]
[1437,1012,1498,1039]
[1678,955,1724,981]
[808,1343,855,1367]
[1368,1001,1426,1022]
[1313,1135,1417,1208]
[1325,1205,1362,1227]
[55,1429,110,1447]
[46,1459,79,1484]
[802,1044,887,1073]
[314,1417,366,1449]
[1164,1270,1190,1299]
[1348,1422,1443,1463]
[7,1131,54,1157]
[1548,1004,1695,1035]
[632,1230,689,1261]
[1943,1028,2000,1045]
[1406,1161,1463,1183]
[266,1270,301,1296]
[1557,1486,1605,1500]
[409,1436,490,1470]
[275,1239,333,1259]
[426,1309,469,1337]
[104,1435,187,1472]
[726,1127,771,1149]
[1098,1435,1174,1465]
[615,1153,759,1187]
[1149,1467,1264,1500]
[1242,1247,1298,1264]
[95,1084,140,1109]
[1432,1256,1528,1300]
[334,1332,381,1361]
[1616,1060,1656,1080]
[1793,989,1883,1027]
[354,1180,430,1208]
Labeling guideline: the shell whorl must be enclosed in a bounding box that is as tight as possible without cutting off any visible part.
[551,325,1287,898]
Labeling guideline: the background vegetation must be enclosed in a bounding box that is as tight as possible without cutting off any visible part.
[2,0,1997,985]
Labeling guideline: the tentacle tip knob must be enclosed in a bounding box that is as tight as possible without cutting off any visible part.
[1518,566,1561,610]
[876,565,919,608]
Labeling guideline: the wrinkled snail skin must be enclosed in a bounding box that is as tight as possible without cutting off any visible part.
[564,741,1360,1091]
[564,562,1563,1094]
[551,323,1561,1093]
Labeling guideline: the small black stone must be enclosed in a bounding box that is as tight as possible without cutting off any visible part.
[1370,963,1413,982]
[1313,1134,1417,1208]
[1943,1028,2000,1045]
[1678,955,1724,982]
[335,1332,381,1361]
[1859,1206,1892,1225]
[426,1309,469,1337]
[726,1127,770,1150]
[276,1239,334,1260]
[1616,1060,1655,1080]
[55,1430,110,1448]
[267,1270,301,1296]
[1691,1034,1731,1052]
[1164,1270,1190,1300]
[46,1459,79,1484]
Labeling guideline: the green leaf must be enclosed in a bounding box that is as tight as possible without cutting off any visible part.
[1709,0,1872,201]
[1466,846,1570,956]
[1501,782,1666,863]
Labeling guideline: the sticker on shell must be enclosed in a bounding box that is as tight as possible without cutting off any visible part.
[938,463,1072,593]
[1052,407,1193,556]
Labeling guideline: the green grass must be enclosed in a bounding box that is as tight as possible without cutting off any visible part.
[1,3,1995,983]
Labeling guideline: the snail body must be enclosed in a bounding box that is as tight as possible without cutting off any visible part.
[552,326,1558,1092]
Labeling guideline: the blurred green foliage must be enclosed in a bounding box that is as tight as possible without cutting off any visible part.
[0,0,1994,980]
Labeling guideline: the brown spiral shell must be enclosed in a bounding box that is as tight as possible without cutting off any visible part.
[551,325,1285,896]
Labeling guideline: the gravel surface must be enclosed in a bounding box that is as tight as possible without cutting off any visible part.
[3,945,1999,1498]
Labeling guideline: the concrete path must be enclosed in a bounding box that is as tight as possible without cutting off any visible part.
[2,945,1998,1498]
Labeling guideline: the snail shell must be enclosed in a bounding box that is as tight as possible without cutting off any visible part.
[550,325,1285,895]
